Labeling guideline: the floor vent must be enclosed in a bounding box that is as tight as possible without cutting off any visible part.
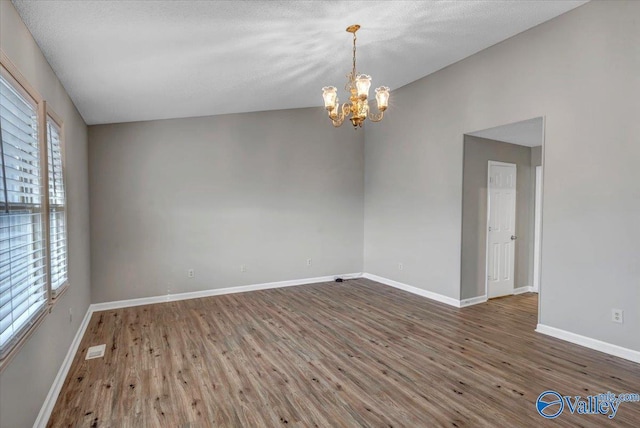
[86,344,106,360]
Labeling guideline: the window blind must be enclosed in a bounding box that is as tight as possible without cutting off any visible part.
[0,71,47,358]
[47,118,67,294]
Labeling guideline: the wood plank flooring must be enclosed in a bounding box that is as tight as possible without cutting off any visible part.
[49,279,640,427]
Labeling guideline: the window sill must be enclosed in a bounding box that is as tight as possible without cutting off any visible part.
[0,308,48,374]
[0,282,71,374]
[51,281,70,302]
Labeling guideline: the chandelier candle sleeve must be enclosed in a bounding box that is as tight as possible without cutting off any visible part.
[321,25,390,128]
[355,75,371,100]
[375,86,390,111]
[322,86,338,110]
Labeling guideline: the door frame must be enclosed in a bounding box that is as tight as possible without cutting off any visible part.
[537,117,546,324]
[484,160,518,299]
[533,165,542,292]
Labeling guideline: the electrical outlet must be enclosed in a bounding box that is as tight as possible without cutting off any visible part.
[398,262,403,271]
[306,258,312,267]
[188,269,195,278]
[240,264,246,273]
[612,308,623,324]
[69,308,73,323]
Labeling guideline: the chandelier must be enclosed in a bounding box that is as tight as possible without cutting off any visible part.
[321,25,390,128]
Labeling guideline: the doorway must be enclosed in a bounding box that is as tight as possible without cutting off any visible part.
[460,117,544,306]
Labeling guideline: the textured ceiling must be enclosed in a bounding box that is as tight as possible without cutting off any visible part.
[12,1,587,125]
[468,117,544,147]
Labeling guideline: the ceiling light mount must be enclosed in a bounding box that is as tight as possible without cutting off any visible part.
[346,24,361,34]
[321,25,390,128]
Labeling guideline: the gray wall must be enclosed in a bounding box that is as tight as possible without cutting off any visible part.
[364,0,639,351]
[0,2,91,427]
[89,108,364,303]
[461,136,533,300]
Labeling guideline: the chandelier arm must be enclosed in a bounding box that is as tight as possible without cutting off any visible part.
[328,103,348,127]
[332,109,345,127]
[342,102,352,117]
[368,110,384,122]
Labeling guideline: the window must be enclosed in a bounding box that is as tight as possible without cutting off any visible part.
[0,67,48,359]
[47,116,68,295]
[0,60,68,364]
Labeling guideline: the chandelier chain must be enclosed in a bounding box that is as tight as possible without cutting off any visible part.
[352,31,357,78]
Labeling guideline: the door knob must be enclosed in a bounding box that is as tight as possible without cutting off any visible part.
[511,235,517,240]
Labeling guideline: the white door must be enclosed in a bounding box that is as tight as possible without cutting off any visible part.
[486,161,517,298]
[533,165,542,292]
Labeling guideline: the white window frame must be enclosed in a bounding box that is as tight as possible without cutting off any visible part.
[46,106,69,299]
[0,51,70,371]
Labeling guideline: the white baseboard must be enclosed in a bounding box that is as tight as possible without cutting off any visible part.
[362,273,460,307]
[460,295,488,307]
[536,324,640,364]
[91,273,362,312]
[514,285,535,295]
[33,305,93,428]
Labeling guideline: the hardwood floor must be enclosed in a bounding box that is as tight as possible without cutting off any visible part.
[49,279,640,427]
